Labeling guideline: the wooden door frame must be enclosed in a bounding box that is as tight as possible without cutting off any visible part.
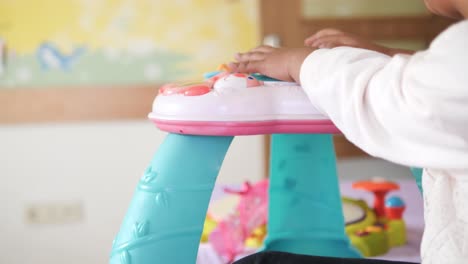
[0,85,159,123]
[259,0,454,47]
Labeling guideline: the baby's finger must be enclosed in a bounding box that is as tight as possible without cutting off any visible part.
[251,45,275,53]
[235,51,266,62]
[304,28,343,46]
[235,61,252,73]
[234,60,264,74]
[227,62,240,72]
[317,40,341,49]
[310,35,349,48]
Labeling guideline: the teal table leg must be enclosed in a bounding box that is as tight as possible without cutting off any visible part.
[264,134,361,258]
[410,167,423,195]
[110,134,233,264]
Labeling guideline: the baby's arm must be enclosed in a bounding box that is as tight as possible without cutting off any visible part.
[305,29,415,56]
[232,22,468,169]
[229,46,315,83]
[299,23,468,169]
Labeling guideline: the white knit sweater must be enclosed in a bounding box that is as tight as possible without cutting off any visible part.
[300,20,468,264]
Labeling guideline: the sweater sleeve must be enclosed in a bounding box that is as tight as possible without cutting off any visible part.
[299,20,468,169]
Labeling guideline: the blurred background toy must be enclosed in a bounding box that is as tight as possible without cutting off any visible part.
[207,180,269,262]
[346,179,406,257]
[202,178,406,259]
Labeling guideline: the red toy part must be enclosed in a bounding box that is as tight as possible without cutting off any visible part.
[352,179,399,218]
[159,83,212,96]
[385,206,405,220]
[158,70,263,98]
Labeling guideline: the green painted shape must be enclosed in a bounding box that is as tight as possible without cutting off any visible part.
[410,167,423,194]
[0,49,190,88]
[349,231,389,257]
[388,220,407,247]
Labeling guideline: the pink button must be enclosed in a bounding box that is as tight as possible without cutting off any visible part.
[184,85,211,96]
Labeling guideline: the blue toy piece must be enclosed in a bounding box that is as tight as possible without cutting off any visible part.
[410,167,423,194]
[203,70,222,79]
[251,73,282,81]
[265,134,361,258]
[203,71,281,82]
[110,134,233,264]
[385,196,405,207]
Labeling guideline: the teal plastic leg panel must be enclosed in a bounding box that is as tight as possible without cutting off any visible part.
[264,134,361,258]
[410,167,423,195]
[110,134,233,264]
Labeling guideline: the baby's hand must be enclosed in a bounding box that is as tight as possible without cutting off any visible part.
[228,45,315,83]
[305,28,414,56]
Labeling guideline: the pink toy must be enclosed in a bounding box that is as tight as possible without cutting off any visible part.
[209,180,269,262]
[158,71,262,97]
[150,70,339,136]
[159,83,212,96]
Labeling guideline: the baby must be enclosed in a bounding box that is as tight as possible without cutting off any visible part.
[230,1,468,264]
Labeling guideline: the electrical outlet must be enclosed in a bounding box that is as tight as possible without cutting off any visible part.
[26,202,84,225]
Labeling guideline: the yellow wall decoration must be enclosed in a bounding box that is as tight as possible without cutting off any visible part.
[0,0,260,87]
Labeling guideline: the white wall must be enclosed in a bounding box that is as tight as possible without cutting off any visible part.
[0,121,265,264]
[337,158,412,181]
